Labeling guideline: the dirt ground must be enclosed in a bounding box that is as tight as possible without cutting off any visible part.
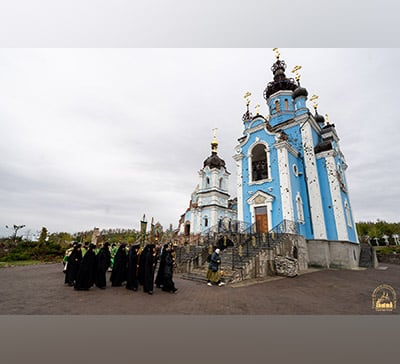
[0,262,398,314]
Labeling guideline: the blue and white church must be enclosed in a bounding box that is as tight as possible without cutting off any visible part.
[178,130,237,236]
[179,49,360,269]
[233,49,359,268]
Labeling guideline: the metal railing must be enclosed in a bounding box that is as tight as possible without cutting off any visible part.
[174,219,300,272]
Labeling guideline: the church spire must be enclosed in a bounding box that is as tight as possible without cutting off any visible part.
[203,128,226,170]
[292,64,309,99]
[211,128,218,154]
[242,91,253,122]
[310,94,325,125]
[291,65,302,86]
[264,48,297,100]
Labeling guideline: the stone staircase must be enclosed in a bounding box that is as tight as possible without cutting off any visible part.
[177,220,304,285]
[179,245,266,284]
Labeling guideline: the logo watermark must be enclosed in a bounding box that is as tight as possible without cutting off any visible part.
[372,284,397,312]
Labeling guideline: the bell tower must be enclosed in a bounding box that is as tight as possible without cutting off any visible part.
[179,129,236,236]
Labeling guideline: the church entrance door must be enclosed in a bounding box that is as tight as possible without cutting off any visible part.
[255,206,268,233]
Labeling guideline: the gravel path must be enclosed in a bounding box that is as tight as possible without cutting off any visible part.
[0,262,398,314]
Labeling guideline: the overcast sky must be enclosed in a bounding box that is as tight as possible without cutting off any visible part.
[0,48,399,238]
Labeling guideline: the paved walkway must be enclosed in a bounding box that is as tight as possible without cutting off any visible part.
[0,262,398,314]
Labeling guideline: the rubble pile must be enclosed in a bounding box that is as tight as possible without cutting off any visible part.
[274,256,298,277]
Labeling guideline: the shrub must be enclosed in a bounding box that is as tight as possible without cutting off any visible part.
[374,246,400,255]
[0,240,64,263]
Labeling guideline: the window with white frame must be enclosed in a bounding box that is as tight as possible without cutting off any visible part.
[296,193,304,223]
[344,200,352,227]
[251,144,268,182]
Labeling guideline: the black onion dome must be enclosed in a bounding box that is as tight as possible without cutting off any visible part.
[314,112,325,125]
[263,59,298,100]
[292,86,308,99]
[242,109,253,122]
[203,152,226,170]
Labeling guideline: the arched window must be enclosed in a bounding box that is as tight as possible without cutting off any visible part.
[219,177,223,189]
[204,217,208,227]
[251,144,268,181]
[345,200,352,227]
[218,218,223,232]
[206,177,210,186]
[284,98,289,110]
[275,99,280,112]
[296,193,304,223]
[337,163,346,191]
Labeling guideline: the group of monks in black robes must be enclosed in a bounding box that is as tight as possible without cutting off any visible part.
[64,241,177,294]
[64,242,110,290]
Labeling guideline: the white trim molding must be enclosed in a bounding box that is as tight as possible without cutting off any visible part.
[247,190,274,231]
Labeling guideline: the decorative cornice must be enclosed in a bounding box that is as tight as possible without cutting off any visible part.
[199,204,236,211]
[247,123,266,134]
[197,189,230,197]
[246,190,275,204]
[271,113,321,134]
[236,122,277,149]
[265,89,295,102]
[249,178,272,186]
[201,165,231,175]
[315,149,337,159]
[274,140,299,157]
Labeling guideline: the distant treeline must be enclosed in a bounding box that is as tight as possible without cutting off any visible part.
[0,226,171,262]
[0,221,399,263]
[356,220,400,244]
[0,228,142,262]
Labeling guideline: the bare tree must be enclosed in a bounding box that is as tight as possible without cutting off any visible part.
[5,224,26,245]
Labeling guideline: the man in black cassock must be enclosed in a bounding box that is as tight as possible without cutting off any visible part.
[64,242,82,286]
[161,243,177,293]
[141,243,156,295]
[154,243,167,289]
[95,242,111,289]
[110,243,128,287]
[138,245,146,287]
[74,243,97,291]
[126,243,140,291]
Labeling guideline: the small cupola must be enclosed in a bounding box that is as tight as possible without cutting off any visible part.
[242,91,253,122]
[309,94,325,126]
[292,66,308,99]
[203,128,226,170]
